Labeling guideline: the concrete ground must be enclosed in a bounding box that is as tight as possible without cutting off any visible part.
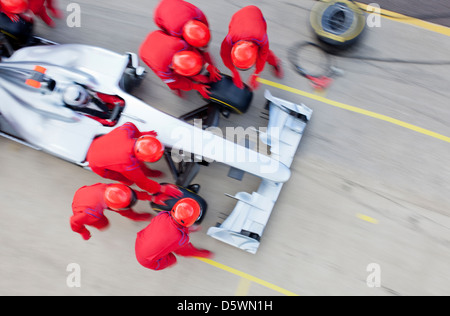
[358,0,450,27]
[1,0,450,296]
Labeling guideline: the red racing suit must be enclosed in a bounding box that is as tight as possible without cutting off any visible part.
[220,5,279,89]
[28,0,62,27]
[135,212,212,270]
[139,30,211,96]
[153,0,218,76]
[70,183,152,240]
[86,122,162,194]
[154,0,208,39]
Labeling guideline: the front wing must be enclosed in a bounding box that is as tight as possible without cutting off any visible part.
[207,90,313,254]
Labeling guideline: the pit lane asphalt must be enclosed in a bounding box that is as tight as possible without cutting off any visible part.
[1,0,450,296]
[358,0,450,28]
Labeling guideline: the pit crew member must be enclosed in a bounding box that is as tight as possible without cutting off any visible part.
[153,0,221,82]
[70,183,154,240]
[86,122,182,199]
[135,198,213,270]
[139,30,212,99]
[220,5,283,90]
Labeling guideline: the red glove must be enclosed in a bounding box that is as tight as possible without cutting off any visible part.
[5,13,21,22]
[207,65,222,82]
[191,74,210,84]
[81,231,91,241]
[193,249,214,259]
[193,83,211,99]
[151,193,172,206]
[231,75,244,89]
[141,130,158,137]
[248,74,260,90]
[273,59,284,79]
[175,243,214,258]
[160,184,183,199]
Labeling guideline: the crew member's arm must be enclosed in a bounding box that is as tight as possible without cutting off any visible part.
[114,208,152,221]
[174,242,214,258]
[201,50,222,82]
[166,73,211,99]
[120,121,158,138]
[121,168,161,194]
[70,213,92,240]
[249,37,269,90]
[220,37,244,89]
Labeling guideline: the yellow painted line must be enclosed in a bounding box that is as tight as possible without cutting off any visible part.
[258,78,450,144]
[357,213,379,224]
[235,277,252,296]
[210,97,243,115]
[356,2,450,37]
[196,257,299,296]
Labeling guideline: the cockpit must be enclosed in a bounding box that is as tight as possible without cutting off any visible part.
[0,64,125,126]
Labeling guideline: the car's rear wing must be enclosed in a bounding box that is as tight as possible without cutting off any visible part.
[207,90,313,254]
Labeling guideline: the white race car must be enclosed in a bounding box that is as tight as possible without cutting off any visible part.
[0,39,312,253]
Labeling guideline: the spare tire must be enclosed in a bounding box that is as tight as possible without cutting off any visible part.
[310,0,366,48]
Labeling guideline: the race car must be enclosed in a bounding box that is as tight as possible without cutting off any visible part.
[0,34,312,253]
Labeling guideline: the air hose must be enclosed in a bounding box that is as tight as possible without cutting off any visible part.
[289,0,450,89]
[286,0,365,89]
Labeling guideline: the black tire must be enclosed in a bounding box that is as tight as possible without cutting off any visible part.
[0,13,34,49]
[310,0,366,49]
[150,184,208,225]
[120,68,145,93]
[208,74,253,115]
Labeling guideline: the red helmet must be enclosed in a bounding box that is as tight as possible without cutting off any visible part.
[0,0,28,14]
[182,20,211,48]
[231,41,258,70]
[134,136,165,163]
[172,50,203,77]
[171,198,201,227]
[104,184,136,210]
